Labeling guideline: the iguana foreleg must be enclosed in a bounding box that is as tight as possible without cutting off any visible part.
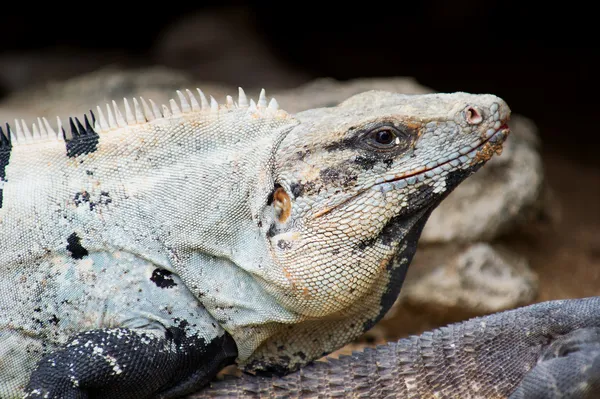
[25,327,237,399]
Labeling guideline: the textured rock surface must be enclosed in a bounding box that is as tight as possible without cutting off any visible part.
[397,242,539,315]
[273,77,433,111]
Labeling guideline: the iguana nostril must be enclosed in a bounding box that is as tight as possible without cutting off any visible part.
[465,106,483,124]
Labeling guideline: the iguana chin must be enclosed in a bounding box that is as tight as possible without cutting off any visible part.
[0,87,509,398]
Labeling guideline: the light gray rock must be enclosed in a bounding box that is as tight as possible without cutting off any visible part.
[389,242,539,318]
[272,77,433,112]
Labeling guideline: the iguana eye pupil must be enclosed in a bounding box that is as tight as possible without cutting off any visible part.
[375,130,394,144]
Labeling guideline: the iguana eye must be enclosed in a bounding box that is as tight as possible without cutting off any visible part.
[365,126,404,150]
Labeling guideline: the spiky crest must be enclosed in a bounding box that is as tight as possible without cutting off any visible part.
[2,87,287,146]
[0,124,11,148]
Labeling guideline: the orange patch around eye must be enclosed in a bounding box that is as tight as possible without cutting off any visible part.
[273,187,291,222]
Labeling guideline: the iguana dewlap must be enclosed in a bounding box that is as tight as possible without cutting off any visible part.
[0,88,510,398]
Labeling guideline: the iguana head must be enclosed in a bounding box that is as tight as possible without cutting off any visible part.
[262,90,510,318]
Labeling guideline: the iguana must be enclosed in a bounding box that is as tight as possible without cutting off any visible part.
[0,87,509,398]
[194,296,600,399]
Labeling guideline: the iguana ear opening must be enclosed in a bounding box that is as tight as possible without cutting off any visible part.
[269,185,291,223]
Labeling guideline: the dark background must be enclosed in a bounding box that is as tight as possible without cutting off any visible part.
[0,2,598,165]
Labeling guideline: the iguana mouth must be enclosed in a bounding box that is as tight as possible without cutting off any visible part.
[313,125,509,219]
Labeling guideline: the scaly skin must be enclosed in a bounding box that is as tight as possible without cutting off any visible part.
[193,297,600,399]
[0,88,509,398]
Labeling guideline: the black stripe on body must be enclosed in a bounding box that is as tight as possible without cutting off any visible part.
[65,112,99,158]
[0,124,12,208]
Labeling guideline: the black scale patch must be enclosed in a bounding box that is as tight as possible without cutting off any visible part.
[25,326,238,398]
[150,268,178,289]
[73,190,112,211]
[362,209,434,332]
[66,232,89,259]
[65,112,99,158]
[0,124,12,208]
